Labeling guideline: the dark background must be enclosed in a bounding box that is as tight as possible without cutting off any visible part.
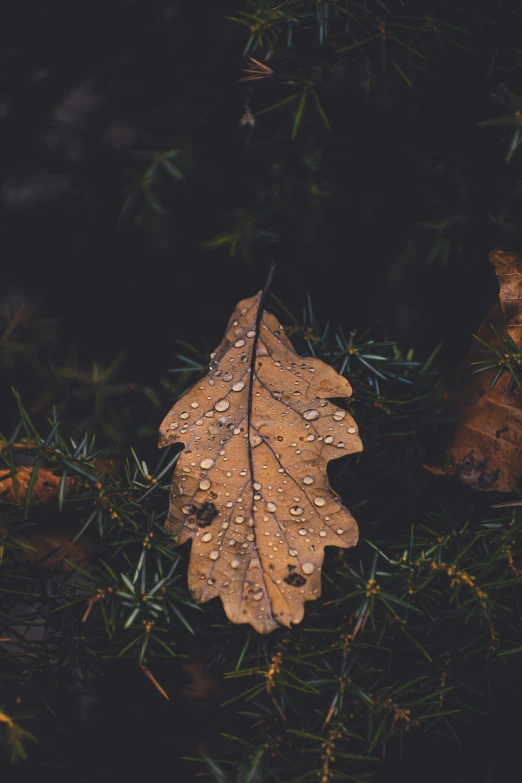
[2,0,515,400]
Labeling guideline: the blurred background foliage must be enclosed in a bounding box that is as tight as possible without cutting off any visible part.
[2,0,522,781]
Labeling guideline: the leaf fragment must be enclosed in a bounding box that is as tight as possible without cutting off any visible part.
[426,251,522,491]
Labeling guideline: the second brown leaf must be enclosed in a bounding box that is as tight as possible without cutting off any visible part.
[427,250,522,492]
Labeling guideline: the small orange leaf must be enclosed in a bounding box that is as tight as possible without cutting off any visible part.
[0,465,77,505]
[159,283,362,633]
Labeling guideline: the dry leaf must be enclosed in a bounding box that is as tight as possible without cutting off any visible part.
[22,530,95,576]
[0,465,77,505]
[159,284,362,633]
[427,250,522,491]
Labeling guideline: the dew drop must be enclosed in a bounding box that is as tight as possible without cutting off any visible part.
[336,528,344,535]
[302,562,315,575]
[199,479,211,491]
[246,330,256,338]
[191,402,199,409]
[319,530,327,537]
[234,339,246,348]
[200,458,214,469]
[235,515,245,524]
[180,412,190,420]
[209,550,219,561]
[232,381,245,392]
[170,422,179,430]
[306,434,315,441]
[290,506,303,516]
[231,558,240,569]
[348,426,356,434]
[324,436,334,444]
[253,482,261,490]
[303,476,314,485]
[247,533,255,542]
[215,399,230,412]
[333,410,346,421]
[201,532,212,543]
[267,502,277,513]
[253,589,264,601]
[314,497,326,507]
[195,418,204,426]
[289,548,298,557]
[303,409,320,421]
[298,528,306,536]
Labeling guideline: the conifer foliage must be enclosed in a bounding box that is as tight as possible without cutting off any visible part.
[2,1,522,782]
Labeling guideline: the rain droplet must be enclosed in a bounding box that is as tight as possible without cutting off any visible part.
[170,422,179,430]
[290,506,303,516]
[289,548,298,557]
[319,530,327,537]
[200,458,214,469]
[337,442,345,448]
[333,410,346,421]
[202,532,212,543]
[195,419,204,426]
[348,426,356,434]
[303,409,320,421]
[253,482,261,490]
[231,558,240,569]
[209,550,219,560]
[246,330,256,338]
[199,479,211,491]
[303,476,313,485]
[314,497,326,507]
[306,434,315,441]
[324,436,334,444]
[232,381,245,392]
[223,372,233,381]
[302,562,315,575]
[336,528,344,535]
[191,402,199,409]
[253,589,264,601]
[234,339,246,348]
[215,399,230,412]
[180,412,190,420]
[235,515,245,524]
[267,502,277,512]
[298,528,306,536]
[209,360,218,370]
[247,533,255,542]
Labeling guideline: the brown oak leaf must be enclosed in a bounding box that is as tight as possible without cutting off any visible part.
[159,284,363,633]
[0,465,78,505]
[427,250,522,491]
